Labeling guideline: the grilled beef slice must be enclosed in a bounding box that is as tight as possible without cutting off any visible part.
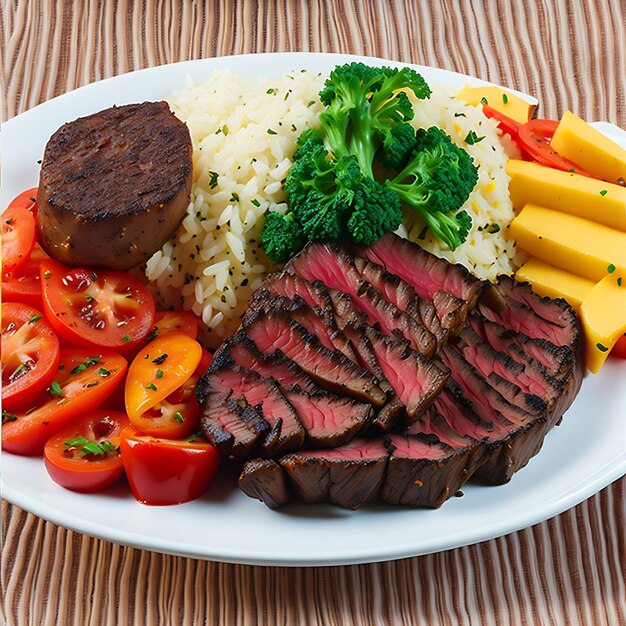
[358,232,487,305]
[221,334,374,448]
[198,355,304,459]
[289,243,437,357]
[242,309,387,406]
[238,459,290,510]
[38,101,192,269]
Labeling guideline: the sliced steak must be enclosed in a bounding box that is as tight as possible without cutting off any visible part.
[357,232,486,306]
[290,243,437,357]
[382,434,472,508]
[257,270,333,312]
[280,439,389,508]
[353,256,448,347]
[221,334,373,448]
[38,101,192,269]
[238,459,290,510]
[198,355,304,459]
[467,313,573,382]
[478,276,581,348]
[452,327,549,415]
[439,346,548,484]
[200,394,268,460]
[242,309,387,406]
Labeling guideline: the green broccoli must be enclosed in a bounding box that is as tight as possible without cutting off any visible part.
[259,211,306,263]
[318,63,431,178]
[384,126,479,250]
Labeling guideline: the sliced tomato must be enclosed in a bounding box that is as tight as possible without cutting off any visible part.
[482,105,522,141]
[517,119,591,175]
[2,203,36,274]
[2,244,49,309]
[43,410,130,492]
[611,335,626,359]
[6,187,39,225]
[125,332,202,423]
[120,425,220,505]
[128,347,212,439]
[152,310,199,340]
[1,302,60,411]
[2,350,127,456]
[40,259,155,352]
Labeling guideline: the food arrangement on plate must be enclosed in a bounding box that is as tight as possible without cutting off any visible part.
[2,60,625,514]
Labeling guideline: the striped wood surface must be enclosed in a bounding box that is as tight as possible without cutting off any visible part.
[1,1,625,625]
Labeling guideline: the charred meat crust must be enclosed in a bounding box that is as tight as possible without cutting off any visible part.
[38,101,193,269]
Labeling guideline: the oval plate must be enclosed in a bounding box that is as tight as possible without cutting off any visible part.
[2,53,625,566]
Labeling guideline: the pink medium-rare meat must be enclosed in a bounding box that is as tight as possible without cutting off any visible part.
[220,333,374,448]
[358,232,486,305]
[242,309,387,406]
[289,243,437,357]
[38,101,192,269]
[198,358,305,459]
[257,270,333,312]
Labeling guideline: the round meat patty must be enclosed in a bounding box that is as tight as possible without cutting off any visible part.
[38,101,193,269]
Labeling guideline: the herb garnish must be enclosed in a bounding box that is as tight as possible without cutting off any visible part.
[208,171,219,189]
[146,383,158,392]
[607,264,616,273]
[29,314,42,324]
[156,369,164,379]
[599,189,608,196]
[502,93,509,104]
[465,130,484,145]
[64,436,118,457]
[122,334,131,343]
[71,355,101,375]
[596,343,609,352]
[174,412,184,424]
[49,381,63,396]
[152,353,168,365]
[2,410,18,424]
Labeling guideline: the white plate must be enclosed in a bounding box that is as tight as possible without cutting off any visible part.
[2,53,625,567]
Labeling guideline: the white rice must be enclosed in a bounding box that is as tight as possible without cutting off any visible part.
[146,70,522,346]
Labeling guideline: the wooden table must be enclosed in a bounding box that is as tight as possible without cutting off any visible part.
[2,1,625,624]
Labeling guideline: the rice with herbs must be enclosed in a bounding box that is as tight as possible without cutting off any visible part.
[146,70,521,346]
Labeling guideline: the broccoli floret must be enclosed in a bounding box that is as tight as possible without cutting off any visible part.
[318,62,431,177]
[347,178,403,245]
[380,122,418,170]
[260,211,306,263]
[385,126,479,250]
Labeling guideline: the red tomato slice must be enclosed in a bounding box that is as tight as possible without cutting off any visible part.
[129,347,212,439]
[1,302,60,411]
[611,335,626,359]
[2,203,36,274]
[120,425,220,505]
[2,244,49,309]
[43,410,130,492]
[2,350,127,456]
[482,105,522,140]
[125,332,202,423]
[152,310,199,340]
[517,119,591,175]
[6,187,39,225]
[40,259,155,352]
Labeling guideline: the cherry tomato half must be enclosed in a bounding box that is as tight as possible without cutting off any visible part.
[43,410,130,492]
[517,119,591,175]
[40,259,155,352]
[6,187,39,225]
[1,302,60,411]
[2,203,36,274]
[2,244,49,309]
[120,425,220,505]
[125,332,202,423]
[129,347,212,439]
[2,350,127,456]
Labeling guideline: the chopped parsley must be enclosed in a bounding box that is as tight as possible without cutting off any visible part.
[596,343,609,352]
[502,93,509,104]
[599,189,608,196]
[618,277,623,287]
[98,367,111,377]
[187,430,204,442]
[465,130,484,145]
[251,198,261,207]
[230,193,240,203]
[487,223,501,234]
[155,369,164,379]
[267,128,277,135]
[454,112,466,118]
[208,171,219,189]
[607,264,616,273]
[122,334,131,343]
[480,97,489,105]
[64,437,118,457]
[146,383,158,392]
[174,412,184,424]
[92,272,98,281]
[49,381,63,396]
[29,314,42,324]
[71,355,101,375]
[2,410,17,424]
